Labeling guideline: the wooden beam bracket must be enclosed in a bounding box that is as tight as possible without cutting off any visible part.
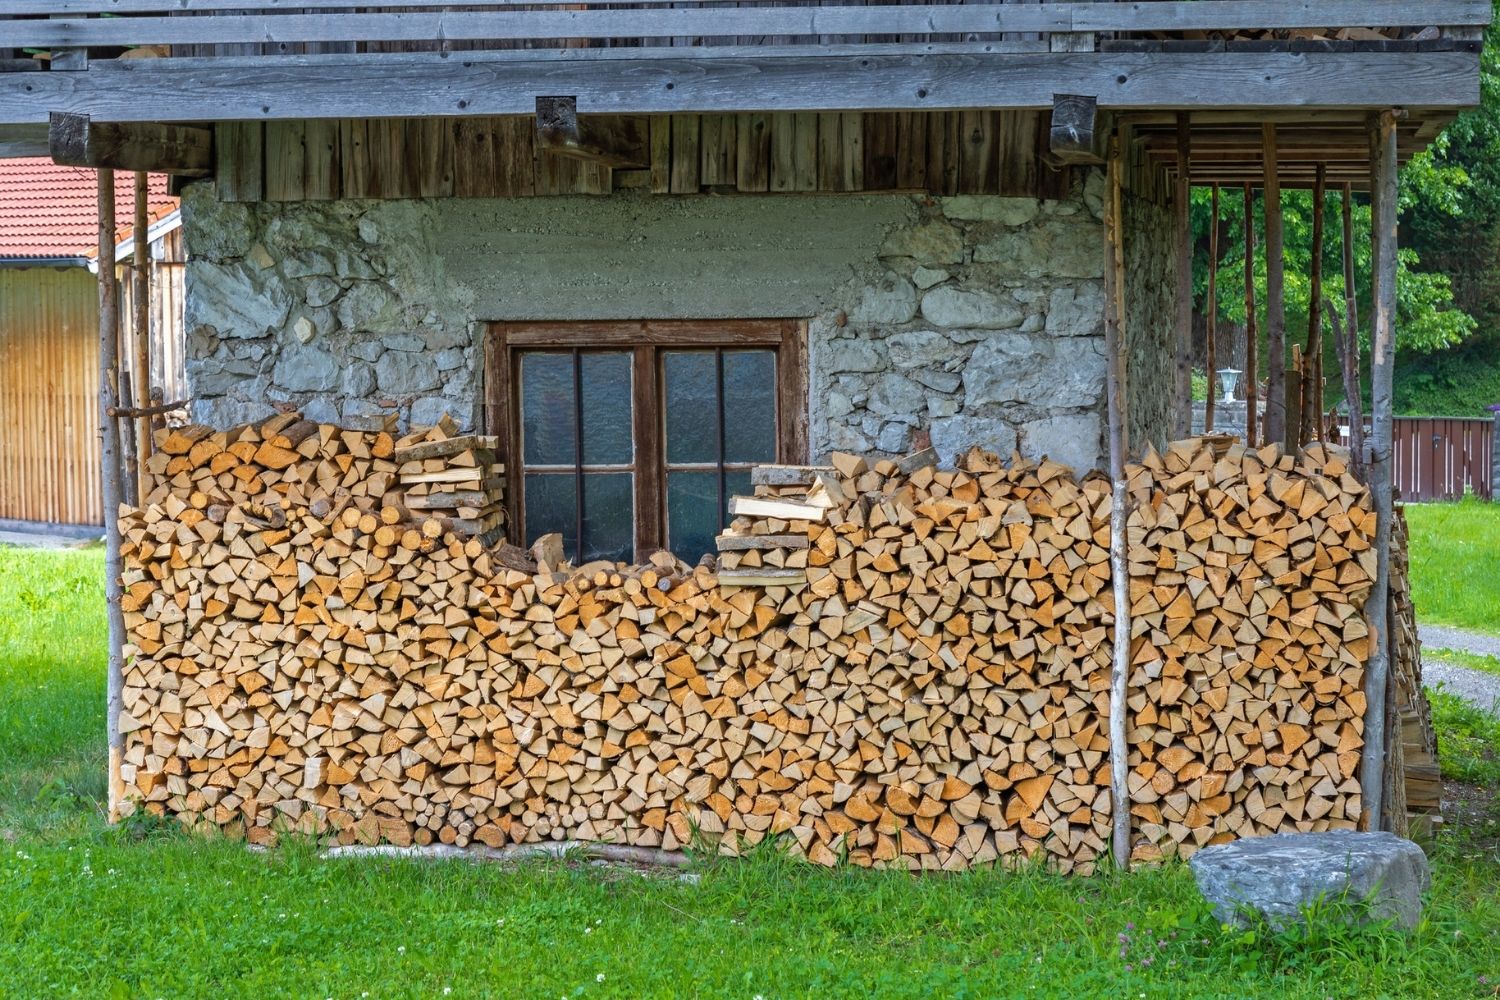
[535,95,648,169]
[49,111,214,176]
[1049,94,1110,165]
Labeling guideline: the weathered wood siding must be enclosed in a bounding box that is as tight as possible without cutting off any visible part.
[0,267,101,526]
[219,111,1073,203]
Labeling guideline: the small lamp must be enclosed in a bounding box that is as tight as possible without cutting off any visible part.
[1217,368,1242,402]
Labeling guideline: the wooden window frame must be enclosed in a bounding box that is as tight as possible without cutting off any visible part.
[485,319,808,560]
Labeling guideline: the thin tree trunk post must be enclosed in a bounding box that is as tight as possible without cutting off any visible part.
[1262,123,1287,448]
[98,168,127,824]
[1305,164,1326,443]
[1359,110,1399,832]
[1173,113,1193,439]
[133,171,153,502]
[1104,134,1132,871]
[1286,346,1302,452]
[1341,181,1365,478]
[1243,182,1258,446]
[1205,183,1219,433]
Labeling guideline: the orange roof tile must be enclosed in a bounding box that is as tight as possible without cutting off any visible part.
[0,158,178,262]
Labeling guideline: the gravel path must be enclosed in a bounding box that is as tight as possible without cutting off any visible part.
[1425,655,1500,714]
[1421,624,1500,660]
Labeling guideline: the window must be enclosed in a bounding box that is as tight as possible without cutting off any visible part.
[487,321,806,564]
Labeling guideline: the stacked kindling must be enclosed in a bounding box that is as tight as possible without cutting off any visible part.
[117,414,1381,872]
[395,418,506,545]
[1123,440,1376,861]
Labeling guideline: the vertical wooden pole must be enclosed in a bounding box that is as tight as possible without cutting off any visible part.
[133,172,153,501]
[1262,124,1287,448]
[1304,164,1326,443]
[1103,139,1132,871]
[98,169,127,823]
[1243,182,1258,446]
[1173,113,1193,439]
[1341,181,1365,477]
[1205,183,1219,432]
[1359,111,1399,832]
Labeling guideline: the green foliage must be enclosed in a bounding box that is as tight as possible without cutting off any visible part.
[1403,499,1500,636]
[1431,690,1500,786]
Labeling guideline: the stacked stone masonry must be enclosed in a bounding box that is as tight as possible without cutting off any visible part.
[182,172,1176,471]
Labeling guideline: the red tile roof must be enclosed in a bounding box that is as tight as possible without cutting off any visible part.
[0,158,178,262]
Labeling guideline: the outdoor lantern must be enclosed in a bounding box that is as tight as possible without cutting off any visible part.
[1217,368,1242,402]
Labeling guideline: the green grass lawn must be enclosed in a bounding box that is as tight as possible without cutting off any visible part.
[3,547,1500,998]
[1405,498,1500,636]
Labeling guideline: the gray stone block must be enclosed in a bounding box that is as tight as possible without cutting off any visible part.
[964,334,1105,410]
[920,287,1024,330]
[1190,832,1430,931]
[850,272,918,325]
[930,414,1017,467]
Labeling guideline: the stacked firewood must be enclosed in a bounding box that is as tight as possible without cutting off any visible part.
[116,413,1383,872]
[394,417,506,544]
[1122,439,1376,861]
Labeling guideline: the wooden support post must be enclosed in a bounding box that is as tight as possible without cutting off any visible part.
[1285,348,1302,452]
[1103,132,1131,871]
[1304,164,1326,444]
[132,171,153,501]
[1243,182,1258,446]
[1205,183,1219,432]
[1173,112,1193,440]
[98,168,127,824]
[1339,181,1366,478]
[1360,111,1399,831]
[1262,124,1287,447]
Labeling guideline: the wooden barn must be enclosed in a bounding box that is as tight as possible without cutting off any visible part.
[0,159,184,528]
[0,1,1483,865]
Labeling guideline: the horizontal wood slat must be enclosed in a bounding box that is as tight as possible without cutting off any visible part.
[4,0,1489,38]
[1,50,1482,124]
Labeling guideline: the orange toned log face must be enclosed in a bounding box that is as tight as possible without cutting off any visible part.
[116,414,1371,873]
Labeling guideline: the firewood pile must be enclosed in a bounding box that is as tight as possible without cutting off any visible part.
[394,417,506,544]
[1122,439,1376,861]
[116,413,1385,872]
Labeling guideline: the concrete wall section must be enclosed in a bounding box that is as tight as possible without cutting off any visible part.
[182,173,1168,474]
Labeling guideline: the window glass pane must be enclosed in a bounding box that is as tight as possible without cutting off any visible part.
[724,469,753,512]
[664,351,720,465]
[521,353,577,466]
[580,353,633,466]
[524,472,577,557]
[581,473,633,563]
[722,350,777,464]
[667,470,721,563]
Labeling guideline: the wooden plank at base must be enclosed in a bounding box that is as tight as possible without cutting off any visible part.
[0,50,1481,124]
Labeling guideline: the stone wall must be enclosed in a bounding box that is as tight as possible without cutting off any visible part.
[182,172,1173,473]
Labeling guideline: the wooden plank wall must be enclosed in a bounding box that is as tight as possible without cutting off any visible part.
[220,111,1075,202]
[0,267,102,526]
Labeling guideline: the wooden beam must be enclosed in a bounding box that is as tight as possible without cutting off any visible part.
[1049,94,1109,165]
[5,1,1489,45]
[97,167,127,825]
[1173,112,1193,439]
[0,122,47,156]
[1338,181,1365,479]
[1243,181,1258,446]
[1205,183,1219,433]
[132,171,153,503]
[48,112,213,176]
[1360,109,1399,832]
[0,50,1482,123]
[535,97,648,169]
[1103,130,1131,872]
[1303,163,1326,443]
[1262,123,1287,448]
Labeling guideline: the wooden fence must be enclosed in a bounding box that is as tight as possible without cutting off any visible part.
[1338,416,1494,502]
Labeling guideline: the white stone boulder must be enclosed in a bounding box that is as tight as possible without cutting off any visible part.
[1189,831,1429,931]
